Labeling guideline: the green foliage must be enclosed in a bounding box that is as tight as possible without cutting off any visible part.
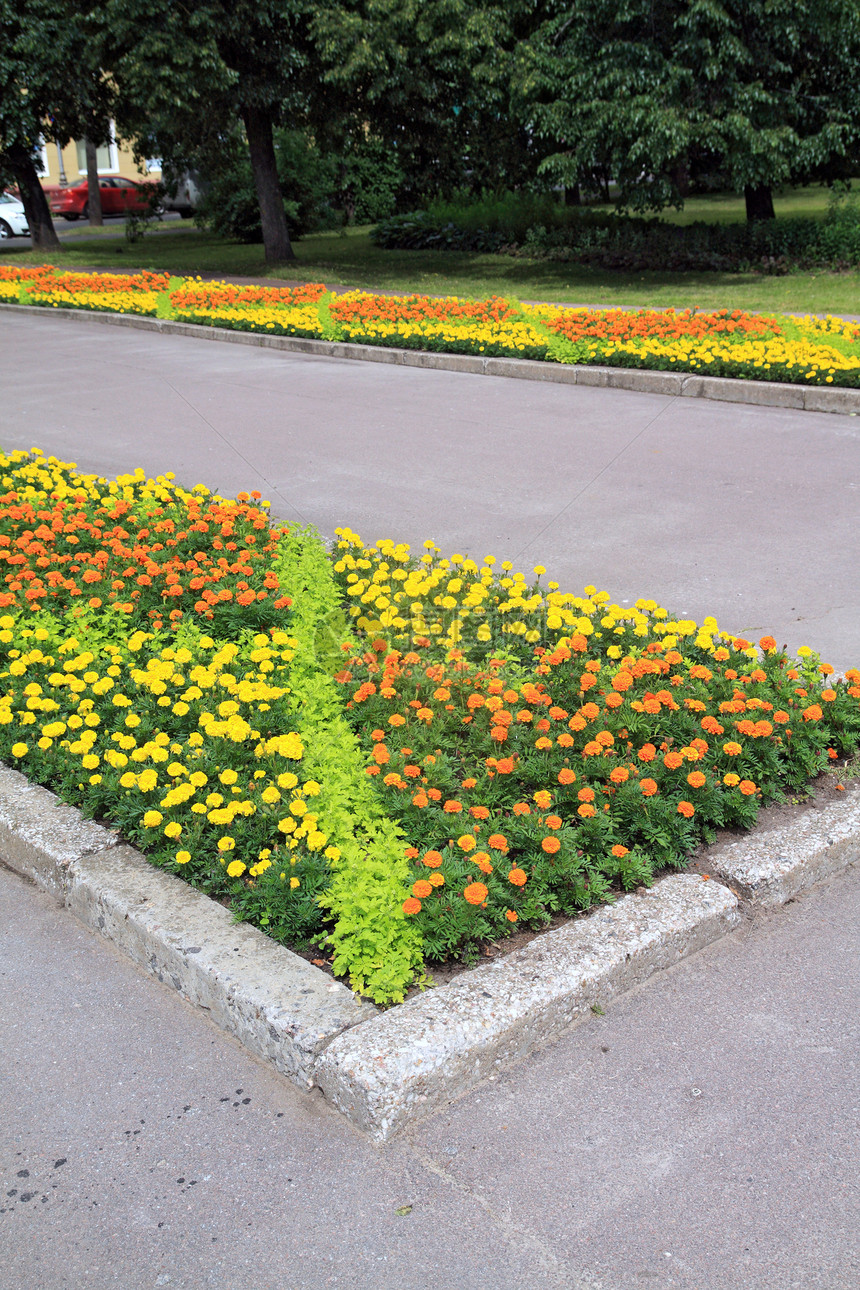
[273,526,423,1003]
[516,0,860,221]
[374,192,860,273]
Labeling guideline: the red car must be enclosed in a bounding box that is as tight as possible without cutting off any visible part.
[45,176,159,221]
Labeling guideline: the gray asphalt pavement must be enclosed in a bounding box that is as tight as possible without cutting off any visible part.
[1,310,859,1289]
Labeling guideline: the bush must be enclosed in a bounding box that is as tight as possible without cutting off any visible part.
[373,188,860,273]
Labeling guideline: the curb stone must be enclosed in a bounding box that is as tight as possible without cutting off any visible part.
[3,302,860,417]
[3,759,859,1140]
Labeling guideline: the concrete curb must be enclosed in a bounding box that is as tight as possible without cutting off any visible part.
[3,755,859,1140]
[4,302,859,416]
[0,765,376,1086]
[708,792,860,906]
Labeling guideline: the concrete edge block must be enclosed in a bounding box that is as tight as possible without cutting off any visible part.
[314,874,739,1141]
[709,794,860,907]
[693,375,806,409]
[0,763,118,899]
[605,368,684,396]
[65,844,377,1086]
[802,385,860,415]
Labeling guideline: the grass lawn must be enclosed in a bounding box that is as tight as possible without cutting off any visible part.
[3,180,859,315]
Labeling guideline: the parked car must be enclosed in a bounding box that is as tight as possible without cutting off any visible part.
[0,191,29,238]
[160,172,205,219]
[44,176,159,221]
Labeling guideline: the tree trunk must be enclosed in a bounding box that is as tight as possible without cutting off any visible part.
[240,103,295,263]
[744,184,775,222]
[85,138,103,226]
[5,145,61,249]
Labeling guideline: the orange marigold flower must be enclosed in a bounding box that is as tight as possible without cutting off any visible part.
[577,786,595,802]
[533,790,552,808]
[412,879,433,898]
[469,804,490,820]
[429,872,445,887]
[759,636,777,652]
[802,705,823,722]
[687,771,707,788]
[488,833,509,852]
[611,844,629,858]
[423,850,443,868]
[372,743,390,765]
[577,803,596,818]
[640,778,658,797]
[677,801,695,819]
[496,757,516,774]
[663,752,684,770]
[638,743,657,762]
[513,802,531,816]
[464,881,489,905]
[505,909,518,922]
[739,779,757,796]
[412,791,428,807]
[457,834,477,852]
[443,799,463,813]
[473,852,493,874]
[541,836,561,855]
[722,742,742,756]
[402,897,421,915]
[609,766,629,784]
[558,768,576,785]
[545,814,562,829]
[508,867,528,885]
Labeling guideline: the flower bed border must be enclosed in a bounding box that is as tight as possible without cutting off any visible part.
[4,302,860,416]
[3,758,858,1141]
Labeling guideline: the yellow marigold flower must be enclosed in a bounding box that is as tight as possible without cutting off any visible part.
[219,768,238,785]
[226,859,246,878]
[217,836,236,852]
[142,811,163,828]
[10,742,27,757]
[175,851,191,865]
[163,822,182,839]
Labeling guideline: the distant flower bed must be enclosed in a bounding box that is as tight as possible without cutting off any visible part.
[3,266,860,388]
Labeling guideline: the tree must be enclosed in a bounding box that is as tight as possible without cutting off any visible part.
[98,0,327,262]
[0,0,114,248]
[516,0,860,221]
[312,0,545,205]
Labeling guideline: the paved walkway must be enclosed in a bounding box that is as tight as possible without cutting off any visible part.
[1,311,859,1288]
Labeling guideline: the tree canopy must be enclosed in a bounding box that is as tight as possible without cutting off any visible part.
[0,0,114,246]
[517,0,860,220]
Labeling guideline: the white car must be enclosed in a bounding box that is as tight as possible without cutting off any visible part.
[0,192,29,238]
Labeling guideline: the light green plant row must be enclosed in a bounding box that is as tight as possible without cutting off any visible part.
[272,525,423,1003]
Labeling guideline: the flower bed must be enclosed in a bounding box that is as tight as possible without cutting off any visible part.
[0,449,858,1004]
[3,265,860,388]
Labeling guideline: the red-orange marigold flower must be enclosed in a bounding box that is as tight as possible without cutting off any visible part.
[505,909,518,922]
[412,879,433,898]
[640,778,658,797]
[739,779,757,796]
[638,743,657,761]
[402,897,421,915]
[422,850,443,868]
[464,881,489,905]
[677,801,695,818]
